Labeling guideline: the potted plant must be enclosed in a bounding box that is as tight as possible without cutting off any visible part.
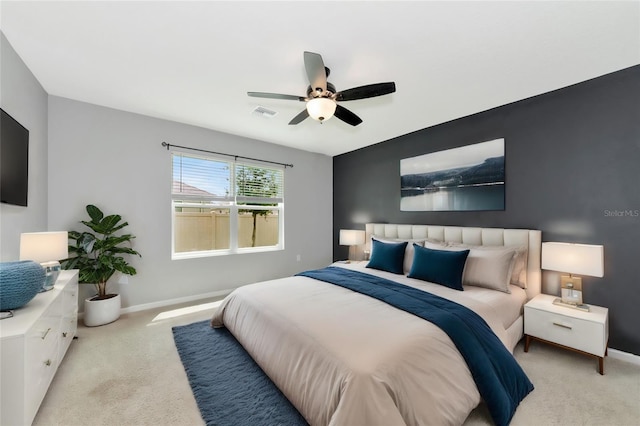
[61,204,141,326]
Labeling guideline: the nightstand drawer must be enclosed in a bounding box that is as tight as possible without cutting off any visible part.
[525,307,606,357]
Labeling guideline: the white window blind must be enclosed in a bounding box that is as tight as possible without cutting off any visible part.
[172,153,232,201]
[172,154,284,203]
[235,162,284,204]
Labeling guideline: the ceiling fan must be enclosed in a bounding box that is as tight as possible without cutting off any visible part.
[248,51,396,126]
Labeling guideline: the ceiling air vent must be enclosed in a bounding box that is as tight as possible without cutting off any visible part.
[252,106,278,118]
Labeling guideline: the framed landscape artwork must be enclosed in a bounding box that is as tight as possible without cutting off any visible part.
[400,138,505,211]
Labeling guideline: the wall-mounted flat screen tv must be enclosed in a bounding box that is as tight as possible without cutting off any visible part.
[1,108,29,206]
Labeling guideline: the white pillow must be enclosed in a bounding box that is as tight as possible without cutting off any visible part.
[463,248,518,293]
[508,246,528,288]
[423,239,449,251]
[448,243,528,288]
[434,244,520,293]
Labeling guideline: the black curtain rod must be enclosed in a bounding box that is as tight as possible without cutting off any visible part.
[161,142,293,168]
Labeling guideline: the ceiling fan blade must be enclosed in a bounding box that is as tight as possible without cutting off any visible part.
[248,92,306,101]
[335,82,396,102]
[304,51,327,93]
[334,105,363,126]
[288,109,309,125]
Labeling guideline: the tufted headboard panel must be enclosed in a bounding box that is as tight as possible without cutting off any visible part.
[365,223,542,300]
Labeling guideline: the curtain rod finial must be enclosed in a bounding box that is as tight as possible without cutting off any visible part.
[162,141,169,150]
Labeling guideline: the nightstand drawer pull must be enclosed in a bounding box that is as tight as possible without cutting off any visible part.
[552,322,572,330]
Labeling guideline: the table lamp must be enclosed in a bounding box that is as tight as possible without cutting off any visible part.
[541,242,604,311]
[339,229,365,262]
[19,231,69,292]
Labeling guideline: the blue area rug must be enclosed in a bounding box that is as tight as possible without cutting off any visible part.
[172,320,308,426]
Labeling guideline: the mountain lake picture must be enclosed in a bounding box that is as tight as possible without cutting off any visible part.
[400,138,505,211]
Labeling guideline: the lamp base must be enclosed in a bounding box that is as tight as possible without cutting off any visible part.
[348,246,357,262]
[552,297,590,312]
[39,261,61,292]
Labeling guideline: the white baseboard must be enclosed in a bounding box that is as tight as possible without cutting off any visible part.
[119,289,234,315]
[608,348,640,366]
[78,289,234,319]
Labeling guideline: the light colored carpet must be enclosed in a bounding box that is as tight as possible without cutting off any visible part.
[34,299,640,426]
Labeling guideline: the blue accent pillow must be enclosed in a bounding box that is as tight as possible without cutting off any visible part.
[366,239,408,275]
[408,244,470,291]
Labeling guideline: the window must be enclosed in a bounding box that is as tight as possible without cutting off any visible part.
[171,152,284,259]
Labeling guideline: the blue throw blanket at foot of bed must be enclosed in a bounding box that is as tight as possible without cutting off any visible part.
[297,267,533,426]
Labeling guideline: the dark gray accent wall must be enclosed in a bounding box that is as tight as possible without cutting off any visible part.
[333,66,640,355]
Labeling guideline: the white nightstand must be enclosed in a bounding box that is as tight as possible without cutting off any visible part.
[524,293,609,374]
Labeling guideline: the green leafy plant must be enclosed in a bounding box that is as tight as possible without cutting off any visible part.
[61,204,141,300]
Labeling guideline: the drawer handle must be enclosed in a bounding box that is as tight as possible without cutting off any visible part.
[553,322,572,330]
[42,328,52,339]
[62,332,68,338]
[44,359,52,367]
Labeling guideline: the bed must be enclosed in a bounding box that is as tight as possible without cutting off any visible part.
[211,224,541,426]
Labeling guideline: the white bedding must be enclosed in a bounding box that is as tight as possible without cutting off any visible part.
[211,262,529,425]
[337,262,526,344]
[459,282,527,332]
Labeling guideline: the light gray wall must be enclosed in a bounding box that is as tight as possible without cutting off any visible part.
[0,33,49,261]
[48,96,332,309]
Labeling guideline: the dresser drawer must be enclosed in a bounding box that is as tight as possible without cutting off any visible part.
[25,297,60,358]
[525,306,606,357]
[61,278,78,315]
[59,311,78,359]
[25,339,59,420]
[59,278,78,359]
[25,295,61,414]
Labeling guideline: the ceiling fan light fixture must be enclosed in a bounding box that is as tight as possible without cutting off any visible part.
[248,51,395,126]
[306,97,337,122]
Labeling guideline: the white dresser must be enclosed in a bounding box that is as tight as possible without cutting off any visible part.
[0,270,78,425]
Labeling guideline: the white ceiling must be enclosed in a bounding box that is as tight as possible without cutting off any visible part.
[1,1,639,157]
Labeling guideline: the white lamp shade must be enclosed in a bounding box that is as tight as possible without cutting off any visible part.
[306,98,337,122]
[541,242,604,277]
[20,232,69,263]
[339,229,365,246]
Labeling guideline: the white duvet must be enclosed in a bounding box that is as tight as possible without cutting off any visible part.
[211,263,525,425]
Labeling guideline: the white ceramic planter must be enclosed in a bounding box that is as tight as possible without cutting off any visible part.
[83,294,121,327]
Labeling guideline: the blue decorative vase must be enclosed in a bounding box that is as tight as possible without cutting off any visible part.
[0,261,45,311]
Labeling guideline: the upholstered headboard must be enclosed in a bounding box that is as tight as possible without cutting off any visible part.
[365,223,542,300]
